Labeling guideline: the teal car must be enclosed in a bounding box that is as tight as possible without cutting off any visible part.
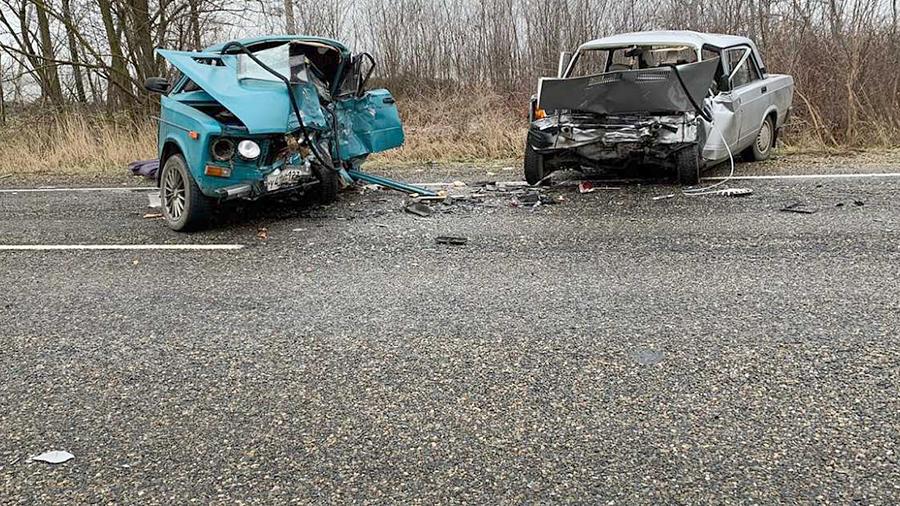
[144,35,405,231]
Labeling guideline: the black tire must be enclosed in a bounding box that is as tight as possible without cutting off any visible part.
[159,154,213,232]
[524,143,546,185]
[746,115,775,161]
[675,145,700,185]
[311,164,339,204]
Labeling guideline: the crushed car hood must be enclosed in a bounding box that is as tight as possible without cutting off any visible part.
[157,49,325,134]
[538,58,719,116]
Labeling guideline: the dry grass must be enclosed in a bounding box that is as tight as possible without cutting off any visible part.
[0,113,156,176]
[0,89,896,178]
[372,88,528,164]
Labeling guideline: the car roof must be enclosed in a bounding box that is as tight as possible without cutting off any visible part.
[578,30,764,70]
[204,35,350,55]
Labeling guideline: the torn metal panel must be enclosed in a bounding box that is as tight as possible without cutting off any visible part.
[538,58,719,116]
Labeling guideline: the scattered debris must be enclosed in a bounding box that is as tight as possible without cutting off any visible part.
[576,180,622,193]
[142,213,163,219]
[435,236,468,246]
[853,200,865,207]
[653,194,676,200]
[292,227,307,232]
[257,227,269,241]
[713,188,753,197]
[147,193,161,209]
[346,169,437,197]
[404,202,433,218]
[452,180,467,188]
[781,202,818,214]
[31,450,74,465]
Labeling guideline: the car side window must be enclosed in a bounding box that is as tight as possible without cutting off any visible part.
[726,47,760,89]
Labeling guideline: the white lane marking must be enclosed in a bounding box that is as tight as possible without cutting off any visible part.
[702,172,900,181]
[0,186,155,193]
[0,244,244,251]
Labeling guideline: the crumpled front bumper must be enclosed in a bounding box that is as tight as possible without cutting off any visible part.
[528,113,702,162]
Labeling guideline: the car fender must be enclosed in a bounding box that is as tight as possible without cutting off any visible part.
[158,96,223,193]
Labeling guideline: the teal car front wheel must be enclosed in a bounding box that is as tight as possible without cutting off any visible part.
[160,154,213,232]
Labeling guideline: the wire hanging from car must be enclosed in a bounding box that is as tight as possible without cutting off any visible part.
[665,61,749,197]
[219,41,333,170]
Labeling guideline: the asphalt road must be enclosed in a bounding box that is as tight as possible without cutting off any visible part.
[1,170,898,503]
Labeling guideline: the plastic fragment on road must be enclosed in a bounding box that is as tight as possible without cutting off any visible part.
[404,202,433,217]
[781,202,817,214]
[147,193,161,209]
[31,450,74,464]
[653,194,676,200]
[435,236,468,246]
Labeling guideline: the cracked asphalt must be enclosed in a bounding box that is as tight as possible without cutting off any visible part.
[1,169,899,503]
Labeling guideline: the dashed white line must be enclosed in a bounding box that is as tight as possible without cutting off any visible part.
[0,244,245,251]
[0,186,155,193]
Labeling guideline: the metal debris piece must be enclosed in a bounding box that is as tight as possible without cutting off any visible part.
[346,169,437,197]
[404,202,433,217]
[31,450,74,464]
[435,236,468,246]
[653,194,676,200]
[716,188,753,197]
[781,202,817,214]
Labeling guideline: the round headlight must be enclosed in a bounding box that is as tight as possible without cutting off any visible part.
[211,138,235,161]
[237,140,261,160]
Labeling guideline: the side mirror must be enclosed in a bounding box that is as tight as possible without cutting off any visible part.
[557,51,573,78]
[144,77,170,94]
[716,75,730,92]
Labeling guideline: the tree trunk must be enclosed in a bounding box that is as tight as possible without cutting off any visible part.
[34,0,63,105]
[284,0,297,34]
[0,51,6,124]
[188,0,202,49]
[60,0,86,103]
[98,0,130,110]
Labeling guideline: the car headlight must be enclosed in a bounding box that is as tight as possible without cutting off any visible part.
[237,140,261,160]
[210,138,235,161]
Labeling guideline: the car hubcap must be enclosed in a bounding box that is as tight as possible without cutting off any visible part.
[756,121,772,154]
[163,166,186,220]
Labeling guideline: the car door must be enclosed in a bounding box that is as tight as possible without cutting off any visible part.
[332,54,405,161]
[724,46,767,150]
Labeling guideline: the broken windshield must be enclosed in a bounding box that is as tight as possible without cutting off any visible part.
[568,46,698,77]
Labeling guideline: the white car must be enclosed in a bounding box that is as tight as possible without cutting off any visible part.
[526,30,794,184]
